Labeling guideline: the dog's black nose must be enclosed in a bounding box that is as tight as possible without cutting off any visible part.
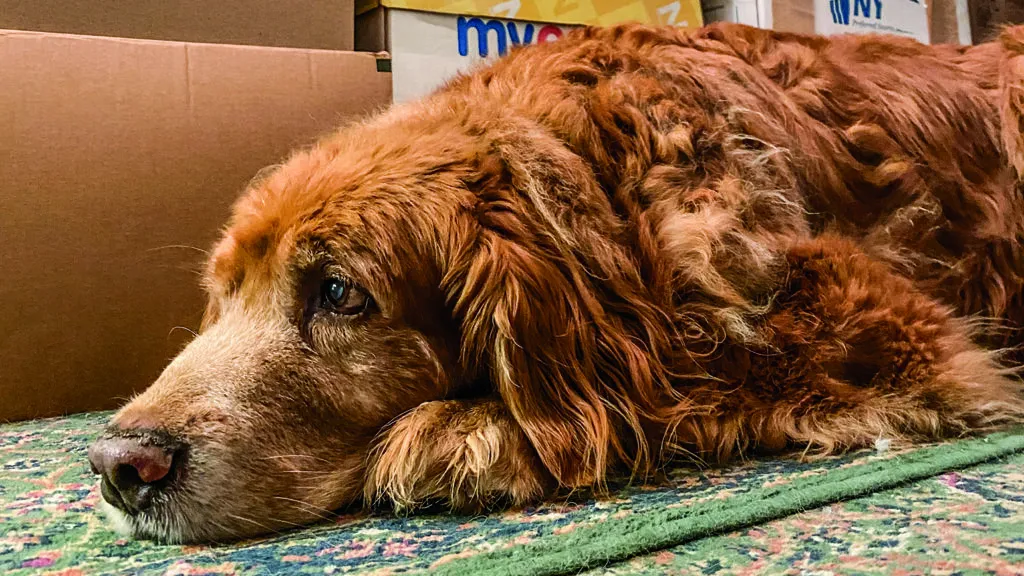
[88,435,181,513]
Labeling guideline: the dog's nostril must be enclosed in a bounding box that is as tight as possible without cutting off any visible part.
[88,435,181,513]
[113,462,145,490]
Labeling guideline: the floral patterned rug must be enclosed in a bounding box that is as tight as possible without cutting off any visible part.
[2,412,1022,576]
[589,452,1024,575]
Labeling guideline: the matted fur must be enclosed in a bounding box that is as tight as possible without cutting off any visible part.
[99,23,1024,542]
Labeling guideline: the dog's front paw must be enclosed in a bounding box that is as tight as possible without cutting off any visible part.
[365,399,551,512]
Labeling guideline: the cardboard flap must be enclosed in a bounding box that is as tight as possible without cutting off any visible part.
[0,30,390,421]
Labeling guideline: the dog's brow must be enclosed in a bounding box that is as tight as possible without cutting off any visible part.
[290,241,333,271]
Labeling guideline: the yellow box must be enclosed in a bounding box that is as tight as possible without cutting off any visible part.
[357,0,703,28]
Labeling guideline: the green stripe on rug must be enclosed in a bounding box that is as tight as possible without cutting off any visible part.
[435,429,1024,576]
[584,451,1024,575]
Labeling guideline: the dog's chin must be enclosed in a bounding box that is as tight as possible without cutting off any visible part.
[97,497,197,544]
[97,499,140,538]
[97,488,238,544]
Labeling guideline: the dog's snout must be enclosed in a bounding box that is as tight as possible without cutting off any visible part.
[88,434,182,514]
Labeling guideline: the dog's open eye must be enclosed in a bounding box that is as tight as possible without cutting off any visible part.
[319,278,370,315]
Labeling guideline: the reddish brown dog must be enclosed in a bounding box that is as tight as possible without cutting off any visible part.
[89,23,1024,542]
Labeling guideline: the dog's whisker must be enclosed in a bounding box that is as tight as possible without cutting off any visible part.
[168,326,199,339]
[261,454,333,462]
[265,515,312,530]
[273,496,338,521]
[225,512,287,537]
[146,244,210,255]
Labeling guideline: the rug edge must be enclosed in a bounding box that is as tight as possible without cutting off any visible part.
[431,429,1024,576]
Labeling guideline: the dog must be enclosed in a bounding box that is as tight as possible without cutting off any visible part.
[88,22,1024,543]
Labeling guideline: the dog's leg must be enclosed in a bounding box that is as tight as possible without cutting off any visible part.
[762,236,1021,451]
[364,398,552,512]
[679,235,1024,461]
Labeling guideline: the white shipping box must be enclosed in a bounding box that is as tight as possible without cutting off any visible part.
[360,1,705,103]
[703,0,943,44]
[815,0,928,42]
[702,0,773,28]
[388,10,574,103]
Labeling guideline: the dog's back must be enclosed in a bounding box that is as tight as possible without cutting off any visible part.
[437,23,1023,351]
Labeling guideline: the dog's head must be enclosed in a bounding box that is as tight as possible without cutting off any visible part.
[87,93,669,542]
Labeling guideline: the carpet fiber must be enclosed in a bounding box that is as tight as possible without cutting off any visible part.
[2,412,1022,575]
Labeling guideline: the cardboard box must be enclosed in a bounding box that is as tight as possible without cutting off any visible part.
[970,0,1024,43]
[356,0,702,27]
[931,0,972,44]
[0,1,355,50]
[0,30,391,422]
[702,0,785,30]
[380,10,577,102]
[356,0,704,103]
[816,0,929,42]
[703,0,933,43]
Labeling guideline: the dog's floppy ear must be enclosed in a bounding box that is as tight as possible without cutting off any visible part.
[443,146,666,488]
[451,227,629,486]
[1000,25,1024,177]
[450,226,611,486]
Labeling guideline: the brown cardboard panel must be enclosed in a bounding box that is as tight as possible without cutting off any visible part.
[930,0,970,44]
[0,30,391,422]
[356,6,388,53]
[773,0,815,35]
[0,1,355,50]
[357,0,382,16]
[971,0,1024,43]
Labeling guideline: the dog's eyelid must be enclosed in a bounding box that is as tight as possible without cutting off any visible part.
[295,265,379,320]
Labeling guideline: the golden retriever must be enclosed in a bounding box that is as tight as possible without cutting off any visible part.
[88,23,1024,543]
